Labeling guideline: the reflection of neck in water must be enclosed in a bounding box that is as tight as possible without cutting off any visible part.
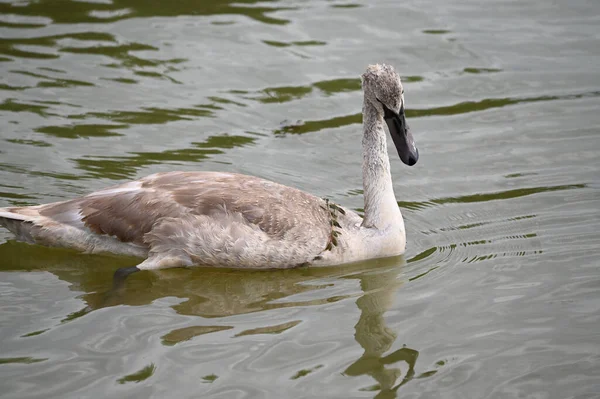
[1,240,422,394]
[344,262,419,397]
[0,241,405,320]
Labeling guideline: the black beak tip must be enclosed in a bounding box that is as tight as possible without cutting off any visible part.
[407,149,419,166]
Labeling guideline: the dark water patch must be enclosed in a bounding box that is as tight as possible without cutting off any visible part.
[0,31,116,61]
[291,364,324,379]
[275,113,361,134]
[73,150,217,180]
[430,184,586,205]
[398,201,429,211]
[331,3,363,8]
[511,214,538,221]
[20,329,50,338]
[0,357,47,365]
[403,75,424,82]
[61,307,93,323]
[12,70,94,88]
[0,99,54,117]
[263,40,327,48]
[103,77,138,84]
[0,45,58,60]
[235,320,301,337]
[0,191,36,201]
[406,246,465,278]
[276,90,600,135]
[409,91,600,118]
[345,188,364,197]
[6,138,52,147]
[505,172,538,179]
[407,247,437,264]
[255,85,313,103]
[73,134,256,179]
[208,96,247,107]
[0,162,30,174]
[133,71,182,84]
[0,1,128,24]
[2,32,186,82]
[193,103,225,111]
[0,183,23,190]
[0,0,292,25]
[38,78,94,88]
[417,231,542,268]
[464,249,543,263]
[0,83,29,91]
[314,78,361,95]
[202,374,219,383]
[35,124,126,139]
[34,99,82,108]
[408,266,439,282]
[70,106,216,125]
[423,29,451,34]
[61,42,172,68]
[117,363,156,384]
[161,326,233,346]
[14,31,115,45]
[461,239,491,247]
[29,170,84,182]
[0,20,47,29]
[33,78,93,89]
[194,134,255,149]
[463,67,502,74]
[38,67,66,74]
[438,214,537,232]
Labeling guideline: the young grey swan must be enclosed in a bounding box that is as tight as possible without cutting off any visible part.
[0,64,418,271]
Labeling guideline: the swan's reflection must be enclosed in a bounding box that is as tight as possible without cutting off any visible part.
[0,241,396,320]
[344,262,420,398]
[0,240,427,396]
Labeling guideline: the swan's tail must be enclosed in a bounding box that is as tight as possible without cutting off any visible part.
[0,207,41,243]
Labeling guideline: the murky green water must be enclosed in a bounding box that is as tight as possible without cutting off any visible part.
[1,0,599,397]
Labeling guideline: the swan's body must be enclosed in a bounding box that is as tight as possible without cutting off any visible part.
[0,64,418,270]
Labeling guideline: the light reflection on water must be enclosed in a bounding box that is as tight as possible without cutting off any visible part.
[1,0,600,398]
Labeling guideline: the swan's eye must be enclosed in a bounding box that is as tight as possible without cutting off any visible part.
[401,89,404,95]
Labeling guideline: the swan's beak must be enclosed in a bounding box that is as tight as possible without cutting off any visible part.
[385,107,419,166]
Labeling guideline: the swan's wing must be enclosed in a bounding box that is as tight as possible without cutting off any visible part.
[17,171,331,248]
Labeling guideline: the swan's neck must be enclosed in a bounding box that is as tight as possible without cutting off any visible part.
[361,98,403,230]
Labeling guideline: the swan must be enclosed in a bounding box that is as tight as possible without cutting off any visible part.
[0,64,418,271]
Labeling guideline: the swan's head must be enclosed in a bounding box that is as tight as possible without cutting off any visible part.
[361,64,418,166]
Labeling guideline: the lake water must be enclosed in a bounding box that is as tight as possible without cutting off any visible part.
[1,0,599,398]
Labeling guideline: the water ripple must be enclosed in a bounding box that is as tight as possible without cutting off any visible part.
[275,90,600,134]
[0,0,294,25]
[72,134,256,179]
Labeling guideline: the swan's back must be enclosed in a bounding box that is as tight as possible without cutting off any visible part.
[0,171,333,268]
